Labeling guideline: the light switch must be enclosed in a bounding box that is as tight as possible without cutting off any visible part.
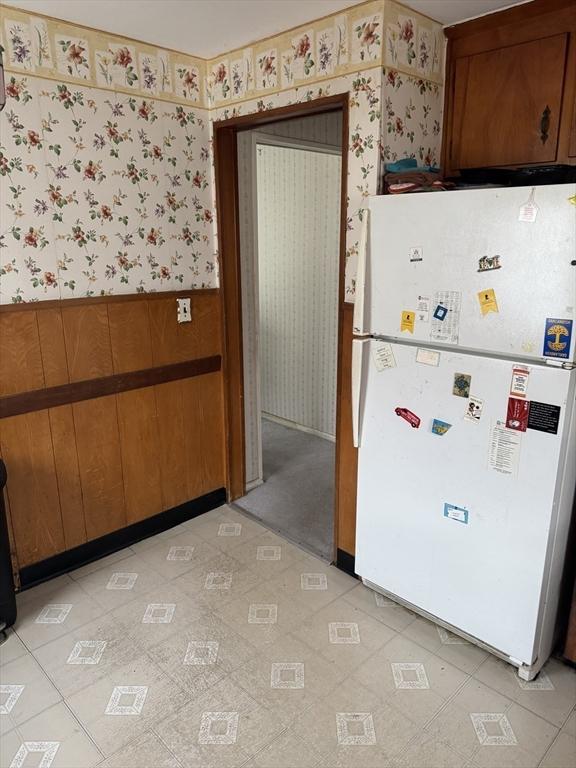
[177,297,191,323]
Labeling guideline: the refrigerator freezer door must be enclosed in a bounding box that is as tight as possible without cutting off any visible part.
[355,340,575,665]
[363,184,576,362]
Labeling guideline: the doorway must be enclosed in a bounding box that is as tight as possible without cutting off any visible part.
[213,95,349,563]
[234,116,342,560]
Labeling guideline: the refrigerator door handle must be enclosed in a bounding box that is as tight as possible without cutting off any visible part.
[352,338,369,448]
[352,208,369,336]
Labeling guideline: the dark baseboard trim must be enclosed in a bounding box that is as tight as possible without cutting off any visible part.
[336,548,356,577]
[19,488,227,590]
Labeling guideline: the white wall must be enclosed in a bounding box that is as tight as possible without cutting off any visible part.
[257,112,342,147]
[238,112,342,486]
[257,142,341,438]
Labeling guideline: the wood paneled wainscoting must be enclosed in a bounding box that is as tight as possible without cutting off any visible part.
[0,290,226,587]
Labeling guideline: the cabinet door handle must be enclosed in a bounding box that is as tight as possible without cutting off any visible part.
[540,105,551,144]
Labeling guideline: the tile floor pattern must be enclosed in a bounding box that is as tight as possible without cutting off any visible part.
[0,505,575,768]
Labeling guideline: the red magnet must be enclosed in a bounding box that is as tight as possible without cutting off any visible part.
[395,407,421,429]
[506,397,530,432]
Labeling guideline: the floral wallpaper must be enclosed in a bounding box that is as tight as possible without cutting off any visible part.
[381,68,443,167]
[384,0,444,80]
[0,75,215,302]
[0,0,444,303]
[211,68,383,300]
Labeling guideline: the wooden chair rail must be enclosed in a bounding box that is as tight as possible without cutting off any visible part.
[0,356,221,419]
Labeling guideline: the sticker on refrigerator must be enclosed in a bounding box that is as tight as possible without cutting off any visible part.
[430,291,461,345]
[488,420,521,477]
[395,407,420,428]
[401,310,415,334]
[527,401,561,435]
[478,288,499,315]
[569,195,576,206]
[506,397,530,432]
[416,348,440,366]
[372,342,396,371]
[478,255,502,272]
[518,188,538,223]
[417,295,430,323]
[464,396,483,423]
[432,419,451,435]
[433,304,447,321]
[542,318,573,359]
[453,373,471,398]
[510,366,530,398]
[443,503,469,524]
[409,246,423,263]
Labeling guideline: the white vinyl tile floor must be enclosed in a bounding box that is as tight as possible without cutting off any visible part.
[1,504,575,768]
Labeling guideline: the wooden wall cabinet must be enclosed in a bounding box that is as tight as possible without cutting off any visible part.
[442,0,576,175]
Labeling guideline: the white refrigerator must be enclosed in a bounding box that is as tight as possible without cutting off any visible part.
[352,183,576,680]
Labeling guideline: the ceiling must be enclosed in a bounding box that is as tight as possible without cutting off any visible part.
[6,0,532,58]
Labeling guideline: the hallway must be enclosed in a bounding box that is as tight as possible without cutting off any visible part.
[236,419,335,561]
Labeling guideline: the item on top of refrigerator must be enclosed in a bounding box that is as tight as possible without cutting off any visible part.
[527,401,561,435]
[464,396,483,422]
[453,373,471,398]
[477,255,502,272]
[431,419,451,435]
[510,366,530,398]
[506,397,530,432]
[478,288,499,315]
[542,318,573,360]
[383,159,453,195]
[395,407,420,428]
[400,310,415,333]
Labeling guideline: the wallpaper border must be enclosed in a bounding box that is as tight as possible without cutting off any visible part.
[206,0,444,108]
[1,4,208,108]
[1,0,445,114]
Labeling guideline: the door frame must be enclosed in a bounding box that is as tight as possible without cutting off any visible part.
[213,93,349,561]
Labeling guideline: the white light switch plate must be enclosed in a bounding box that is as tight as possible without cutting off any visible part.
[177,297,191,323]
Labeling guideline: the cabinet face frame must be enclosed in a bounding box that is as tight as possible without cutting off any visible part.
[441,0,576,176]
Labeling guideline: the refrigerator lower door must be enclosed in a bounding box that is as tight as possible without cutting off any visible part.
[355,340,575,669]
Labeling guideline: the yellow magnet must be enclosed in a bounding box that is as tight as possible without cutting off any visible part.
[401,310,415,333]
[569,195,576,206]
[478,288,499,315]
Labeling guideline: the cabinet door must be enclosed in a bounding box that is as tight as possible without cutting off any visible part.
[452,34,568,168]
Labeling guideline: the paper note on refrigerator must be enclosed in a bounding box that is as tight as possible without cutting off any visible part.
[478,289,499,315]
[416,348,440,366]
[372,342,396,371]
[464,396,483,423]
[510,366,530,398]
[518,188,538,222]
[488,420,521,477]
[417,295,430,322]
[401,310,415,333]
[430,291,461,345]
